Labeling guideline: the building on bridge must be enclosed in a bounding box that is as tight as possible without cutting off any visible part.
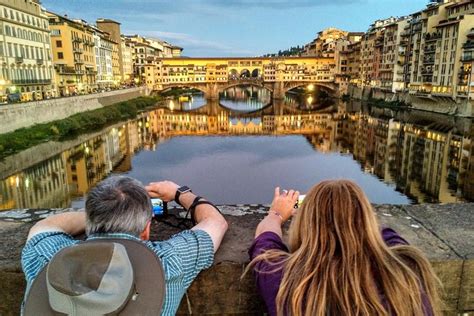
[145,57,337,100]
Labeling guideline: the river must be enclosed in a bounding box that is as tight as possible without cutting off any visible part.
[1,86,473,209]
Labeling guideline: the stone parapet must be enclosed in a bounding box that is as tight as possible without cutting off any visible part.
[0,87,149,134]
[0,203,472,315]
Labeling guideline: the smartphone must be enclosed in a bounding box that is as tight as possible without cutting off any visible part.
[296,194,306,208]
[151,198,167,217]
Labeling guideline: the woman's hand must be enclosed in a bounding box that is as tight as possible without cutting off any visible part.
[145,180,180,202]
[270,187,299,222]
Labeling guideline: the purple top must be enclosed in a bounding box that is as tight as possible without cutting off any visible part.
[248,228,433,316]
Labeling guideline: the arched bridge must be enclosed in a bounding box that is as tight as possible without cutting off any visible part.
[145,57,339,99]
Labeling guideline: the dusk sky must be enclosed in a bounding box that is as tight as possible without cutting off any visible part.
[41,0,429,57]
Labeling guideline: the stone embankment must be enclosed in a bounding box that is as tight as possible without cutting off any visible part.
[347,84,473,117]
[0,87,149,134]
[0,203,472,315]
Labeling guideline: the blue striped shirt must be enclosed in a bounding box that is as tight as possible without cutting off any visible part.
[21,230,214,315]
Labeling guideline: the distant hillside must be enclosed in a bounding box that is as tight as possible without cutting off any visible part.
[263,45,305,57]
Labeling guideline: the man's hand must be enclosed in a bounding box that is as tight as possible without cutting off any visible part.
[270,187,299,222]
[145,181,180,202]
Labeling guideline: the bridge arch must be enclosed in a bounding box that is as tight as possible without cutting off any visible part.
[251,69,260,78]
[218,80,274,94]
[240,69,250,78]
[229,69,238,79]
[283,82,336,94]
[159,84,208,95]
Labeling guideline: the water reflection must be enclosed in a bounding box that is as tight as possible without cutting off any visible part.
[1,99,472,209]
[220,86,271,111]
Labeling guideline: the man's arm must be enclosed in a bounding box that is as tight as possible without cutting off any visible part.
[146,181,228,253]
[27,211,86,241]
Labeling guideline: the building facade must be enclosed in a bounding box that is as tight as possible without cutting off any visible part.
[0,0,55,101]
[46,12,96,95]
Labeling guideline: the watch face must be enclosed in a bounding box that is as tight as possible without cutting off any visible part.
[178,186,190,193]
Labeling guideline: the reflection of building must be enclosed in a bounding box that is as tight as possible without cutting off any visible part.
[0,0,55,101]
[0,154,70,209]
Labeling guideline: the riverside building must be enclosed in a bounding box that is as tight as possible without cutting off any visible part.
[0,0,55,102]
[46,12,96,96]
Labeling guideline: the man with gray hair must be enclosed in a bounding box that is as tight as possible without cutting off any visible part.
[21,176,228,315]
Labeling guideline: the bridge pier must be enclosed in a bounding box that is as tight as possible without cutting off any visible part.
[205,83,220,100]
[272,81,285,100]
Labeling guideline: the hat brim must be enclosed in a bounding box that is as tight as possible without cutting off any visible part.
[24,238,166,316]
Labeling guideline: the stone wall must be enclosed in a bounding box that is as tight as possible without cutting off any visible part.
[0,87,149,134]
[0,203,472,315]
[347,84,473,117]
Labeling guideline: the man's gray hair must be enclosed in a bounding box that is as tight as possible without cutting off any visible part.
[85,176,152,237]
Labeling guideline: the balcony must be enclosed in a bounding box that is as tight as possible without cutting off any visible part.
[10,79,51,85]
[461,54,474,62]
[72,37,83,43]
[73,47,84,54]
[467,28,474,38]
[15,57,24,64]
[424,32,442,42]
[36,59,44,65]
[74,58,84,64]
[463,41,474,50]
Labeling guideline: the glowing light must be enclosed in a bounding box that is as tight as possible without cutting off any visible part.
[138,121,142,127]
[0,79,6,85]
[10,85,17,92]
[169,100,175,111]
[85,147,90,154]
[25,178,30,188]
[307,84,314,91]
[15,176,19,187]
[118,131,122,137]
[307,96,313,104]
[145,122,149,128]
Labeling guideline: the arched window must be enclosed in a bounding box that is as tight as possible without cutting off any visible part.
[5,25,11,36]
[23,30,27,39]
[12,27,16,37]
[38,33,42,42]
[28,31,32,40]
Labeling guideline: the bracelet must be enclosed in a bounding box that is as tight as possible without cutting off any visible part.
[268,210,283,222]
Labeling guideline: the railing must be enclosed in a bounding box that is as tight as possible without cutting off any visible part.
[10,79,52,84]
[15,57,24,64]
[74,58,84,64]
[461,55,473,62]
[36,59,44,65]
[73,47,84,53]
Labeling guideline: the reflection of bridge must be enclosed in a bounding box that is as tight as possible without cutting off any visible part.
[170,99,336,117]
[145,57,338,99]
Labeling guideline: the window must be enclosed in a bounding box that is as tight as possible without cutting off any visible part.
[51,29,61,36]
[5,25,10,36]
[56,40,62,48]
[58,52,64,59]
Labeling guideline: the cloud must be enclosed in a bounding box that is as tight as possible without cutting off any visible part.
[126,30,258,56]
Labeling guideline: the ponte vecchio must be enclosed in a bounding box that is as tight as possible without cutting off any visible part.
[144,57,338,99]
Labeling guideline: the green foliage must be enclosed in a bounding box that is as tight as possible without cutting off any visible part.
[0,96,161,159]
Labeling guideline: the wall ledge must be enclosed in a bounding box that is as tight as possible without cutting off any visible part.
[0,203,472,314]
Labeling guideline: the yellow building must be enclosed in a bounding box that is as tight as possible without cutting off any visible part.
[145,57,336,94]
[46,12,96,96]
[0,0,55,101]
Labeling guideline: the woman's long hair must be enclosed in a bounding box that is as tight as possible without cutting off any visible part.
[249,180,441,316]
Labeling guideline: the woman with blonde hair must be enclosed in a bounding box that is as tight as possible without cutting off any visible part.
[248,180,441,316]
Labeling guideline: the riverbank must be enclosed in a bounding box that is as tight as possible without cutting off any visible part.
[0,87,150,134]
[0,96,161,159]
[0,203,472,315]
[347,84,473,117]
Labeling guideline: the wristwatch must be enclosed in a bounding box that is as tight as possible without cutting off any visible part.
[174,185,192,205]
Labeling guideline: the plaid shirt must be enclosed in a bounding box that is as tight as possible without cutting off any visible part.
[21,230,214,315]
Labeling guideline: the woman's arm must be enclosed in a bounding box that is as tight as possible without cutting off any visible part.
[255,187,299,238]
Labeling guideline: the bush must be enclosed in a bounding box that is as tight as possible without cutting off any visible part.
[0,96,161,159]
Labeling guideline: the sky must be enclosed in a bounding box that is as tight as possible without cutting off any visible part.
[41,0,429,57]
